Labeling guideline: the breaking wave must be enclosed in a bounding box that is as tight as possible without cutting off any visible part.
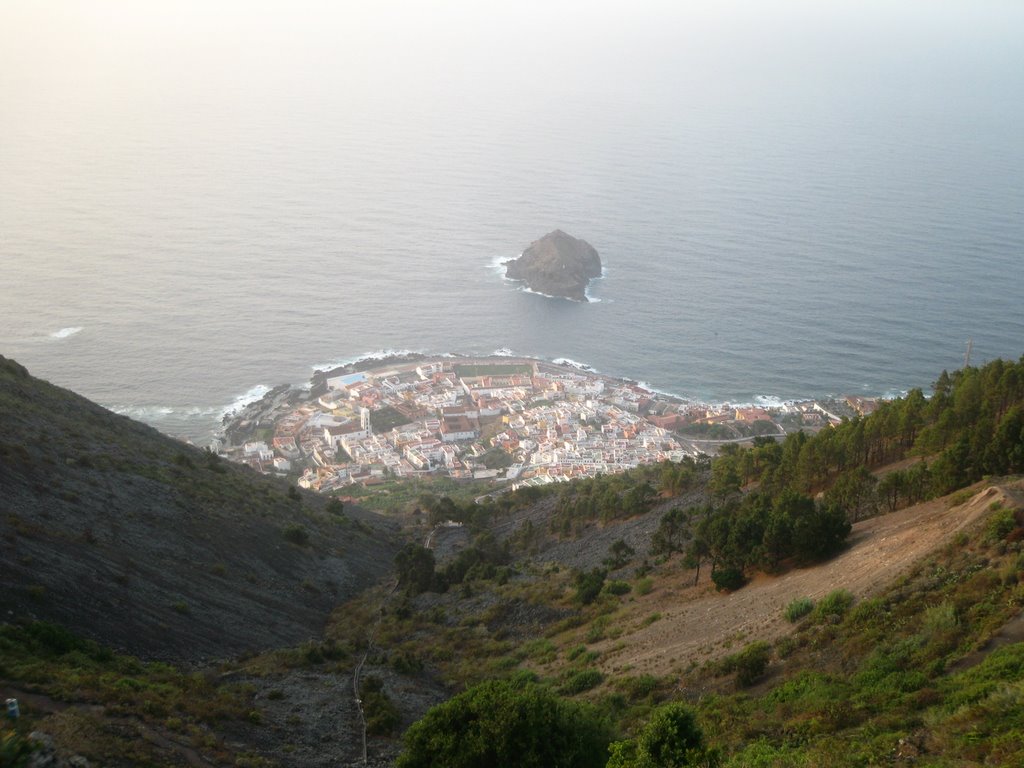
[49,326,83,339]
[311,349,424,373]
[220,385,271,417]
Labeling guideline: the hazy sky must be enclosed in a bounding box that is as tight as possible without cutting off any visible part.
[4,1,1023,111]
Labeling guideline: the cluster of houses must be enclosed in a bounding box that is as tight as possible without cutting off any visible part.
[223,357,877,492]
[225,359,696,490]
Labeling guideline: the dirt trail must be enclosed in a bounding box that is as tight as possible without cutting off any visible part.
[601,482,1021,676]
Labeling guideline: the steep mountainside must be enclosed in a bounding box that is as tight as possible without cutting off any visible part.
[0,356,399,661]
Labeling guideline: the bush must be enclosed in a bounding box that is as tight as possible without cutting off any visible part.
[988,507,1018,542]
[615,674,661,702]
[725,641,771,688]
[281,524,309,546]
[812,589,855,621]
[0,731,35,768]
[574,568,607,605]
[586,616,611,643]
[396,679,611,768]
[711,567,746,592]
[634,577,654,596]
[392,651,424,674]
[561,668,604,695]
[567,644,588,661]
[362,676,401,736]
[395,544,436,595]
[605,580,632,596]
[784,597,815,623]
[523,638,557,663]
[607,702,720,768]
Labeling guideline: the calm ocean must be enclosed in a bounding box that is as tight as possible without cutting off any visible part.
[2,2,1023,444]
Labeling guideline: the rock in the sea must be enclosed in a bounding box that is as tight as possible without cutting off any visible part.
[505,230,602,302]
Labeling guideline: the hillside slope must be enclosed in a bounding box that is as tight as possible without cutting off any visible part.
[601,481,1023,676]
[0,356,399,661]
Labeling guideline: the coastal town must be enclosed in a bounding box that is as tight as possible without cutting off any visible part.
[219,355,878,494]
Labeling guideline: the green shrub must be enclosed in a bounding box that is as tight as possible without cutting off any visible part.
[281,524,309,546]
[392,651,424,674]
[634,577,654,596]
[607,702,719,768]
[988,508,1018,542]
[775,635,798,659]
[615,674,660,702]
[523,638,557,664]
[396,679,611,768]
[605,580,632,596]
[922,601,958,635]
[711,567,746,592]
[725,739,810,768]
[574,568,607,605]
[566,644,588,662]
[586,616,611,643]
[784,597,815,623]
[561,668,604,695]
[812,589,855,621]
[722,641,771,688]
[0,731,36,768]
[362,675,401,736]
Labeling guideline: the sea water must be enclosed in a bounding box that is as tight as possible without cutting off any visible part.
[2,1,1022,444]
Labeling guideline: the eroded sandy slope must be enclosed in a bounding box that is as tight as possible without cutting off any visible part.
[599,481,1023,676]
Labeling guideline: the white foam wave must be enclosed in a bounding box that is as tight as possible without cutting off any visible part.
[110,404,176,420]
[220,384,271,418]
[495,252,599,302]
[519,285,588,303]
[493,348,519,357]
[181,405,222,417]
[699,394,812,410]
[583,266,608,303]
[489,253,520,277]
[879,389,908,401]
[552,357,599,373]
[753,394,789,409]
[633,381,690,401]
[311,348,423,372]
[49,326,83,339]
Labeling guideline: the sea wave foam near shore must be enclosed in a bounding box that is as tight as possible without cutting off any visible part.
[49,327,83,339]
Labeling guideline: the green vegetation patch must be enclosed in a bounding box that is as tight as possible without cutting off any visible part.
[0,622,250,764]
[784,597,815,623]
[369,405,410,432]
[396,678,611,768]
